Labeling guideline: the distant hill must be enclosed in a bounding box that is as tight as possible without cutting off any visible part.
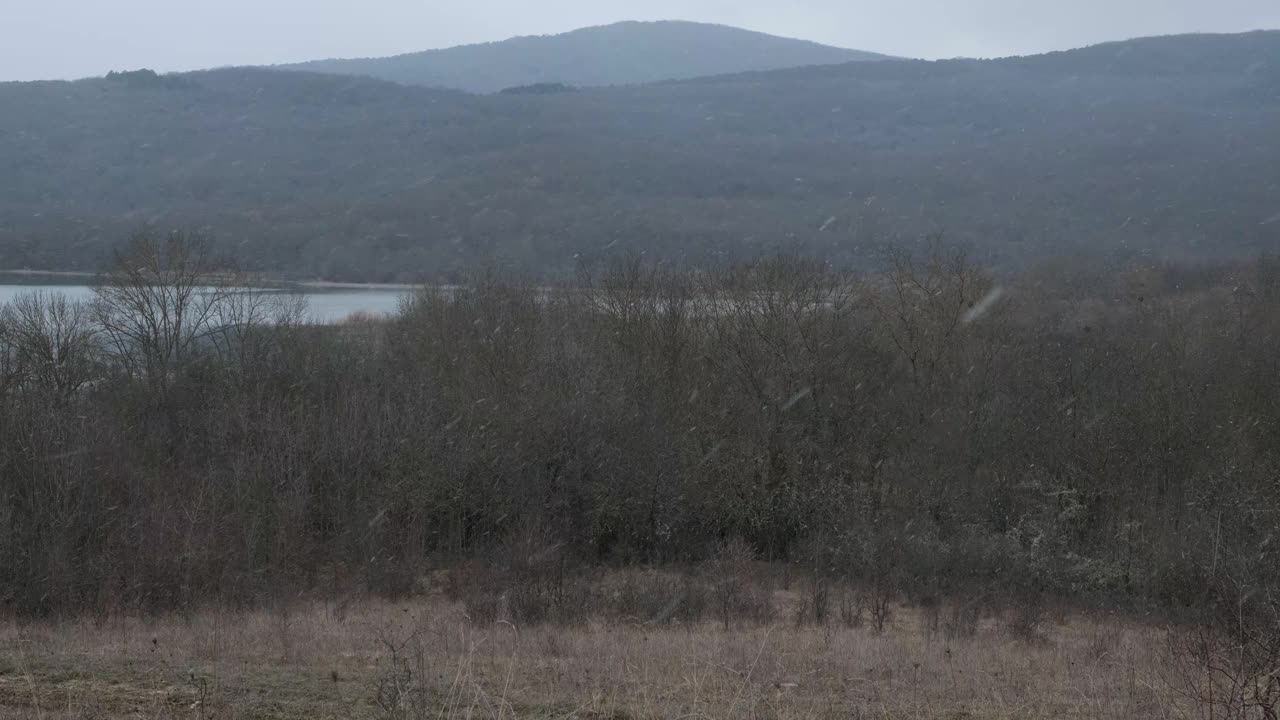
[278,20,888,93]
[1,31,1278,281]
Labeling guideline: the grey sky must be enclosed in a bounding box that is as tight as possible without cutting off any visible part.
[4,0,1279,82]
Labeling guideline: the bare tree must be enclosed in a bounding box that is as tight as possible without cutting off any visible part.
[2,291,99,401]
[207,280,310,376]
[91,230,236,392]
[1169,570,1280,720]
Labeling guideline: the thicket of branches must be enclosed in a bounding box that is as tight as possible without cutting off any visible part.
[1,231,1279,627]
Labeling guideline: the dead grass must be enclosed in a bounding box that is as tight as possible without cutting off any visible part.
[0,587,1183,720]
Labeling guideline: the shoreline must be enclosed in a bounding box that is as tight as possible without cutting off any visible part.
[0,269,422,292]
[0,268,95,278]
[295,280,422,291]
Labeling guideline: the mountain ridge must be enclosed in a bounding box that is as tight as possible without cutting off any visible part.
[277,20,889,92]
[2,30,1278,281]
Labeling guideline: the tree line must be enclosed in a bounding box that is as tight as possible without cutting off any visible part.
[3,30,1278,281]
[1,231,1278,633]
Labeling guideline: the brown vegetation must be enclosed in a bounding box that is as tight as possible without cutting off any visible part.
[2,232,1279,613]
[3,230,1280,715]
[0,576,1175,719]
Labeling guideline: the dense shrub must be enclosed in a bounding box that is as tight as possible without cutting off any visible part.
[3,232,1280,622]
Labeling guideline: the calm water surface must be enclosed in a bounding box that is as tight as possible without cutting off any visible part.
[0,285,410,324]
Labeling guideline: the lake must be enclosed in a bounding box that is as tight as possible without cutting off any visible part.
[0,284,412,324]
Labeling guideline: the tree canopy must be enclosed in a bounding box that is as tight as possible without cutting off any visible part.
[1,31,1278,281]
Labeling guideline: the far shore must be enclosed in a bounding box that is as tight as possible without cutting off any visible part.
[295,280,422,291]
[0,268,95,278]
[0,269,422,292]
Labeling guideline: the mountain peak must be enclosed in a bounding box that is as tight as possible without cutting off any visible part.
[279,20,886,93]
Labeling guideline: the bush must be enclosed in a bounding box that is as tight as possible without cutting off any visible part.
[4,243,1280,625]
[943,596,983,640]
[609,570,707,625]
[1005,594,1049,643]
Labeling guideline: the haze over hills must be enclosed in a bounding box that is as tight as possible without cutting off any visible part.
[277,20,889,93]
[1,30,1278,281]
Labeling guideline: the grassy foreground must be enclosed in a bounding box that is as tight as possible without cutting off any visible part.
[0,583,1181,720]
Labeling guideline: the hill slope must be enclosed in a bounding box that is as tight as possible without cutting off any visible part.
[2,32,1278,281]
[278,20,888,92]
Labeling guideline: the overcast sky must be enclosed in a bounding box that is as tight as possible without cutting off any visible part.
[4,0,1279,82]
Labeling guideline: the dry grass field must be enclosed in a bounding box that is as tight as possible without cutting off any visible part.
[0,578,1187,720]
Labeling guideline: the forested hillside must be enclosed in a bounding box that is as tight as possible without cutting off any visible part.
[2,31,1278,281]
[279,20,887,93]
